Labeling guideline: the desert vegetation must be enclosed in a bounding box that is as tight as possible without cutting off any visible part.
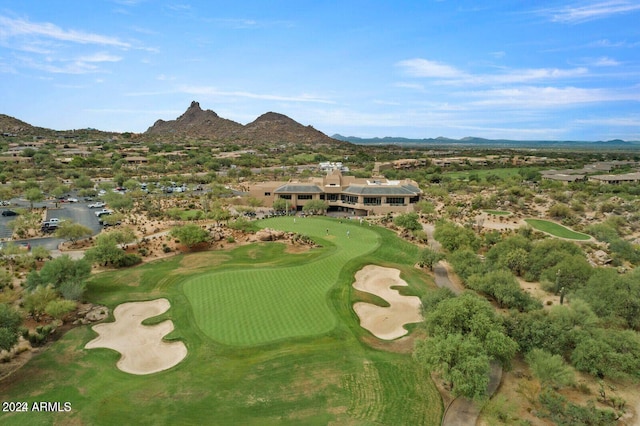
[2,113,640,424]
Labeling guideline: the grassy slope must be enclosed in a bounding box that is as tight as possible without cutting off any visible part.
[0,217,442,425]
[525,218,591,240]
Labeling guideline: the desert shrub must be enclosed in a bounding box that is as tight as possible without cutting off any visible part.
[113,254,142,268]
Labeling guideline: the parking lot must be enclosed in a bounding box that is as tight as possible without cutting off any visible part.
[0,199,103,249]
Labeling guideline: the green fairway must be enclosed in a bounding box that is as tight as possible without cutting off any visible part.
[0,216,442,425]
[183,217,380,345]
[484,210,511,216]
[525,219,591,240]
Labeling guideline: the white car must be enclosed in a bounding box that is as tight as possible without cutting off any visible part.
[88,202,106,209]
[95,209,114,217]
[66,197,79,203]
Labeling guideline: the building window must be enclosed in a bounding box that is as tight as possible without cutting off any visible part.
[264,192,271,196]
[386,197,405,205]
[341,194,358,204]
[363,197,381,205]
[279,194,292,200]
[298,194,312,200]
[327,194,339,201]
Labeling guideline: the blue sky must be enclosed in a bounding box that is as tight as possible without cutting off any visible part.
[1,1,639,140]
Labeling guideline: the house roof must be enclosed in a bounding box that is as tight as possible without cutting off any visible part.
[274,184,323,194]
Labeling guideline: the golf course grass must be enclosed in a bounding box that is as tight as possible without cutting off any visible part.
[0,216,442,425]
[525,218,591,240]
[484,209,511,216]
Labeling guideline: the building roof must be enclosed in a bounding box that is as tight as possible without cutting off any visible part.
[590,173,640,182]
[274,184,323,194]
[342,184,421,196]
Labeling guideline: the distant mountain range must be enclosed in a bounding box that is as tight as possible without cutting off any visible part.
[332,134,640,150]
[1,102,345,148]
[2,105,638,151]
[146,101,343,146]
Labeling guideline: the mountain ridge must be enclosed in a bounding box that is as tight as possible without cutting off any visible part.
[146,101,343,146]
[332,134,640,149]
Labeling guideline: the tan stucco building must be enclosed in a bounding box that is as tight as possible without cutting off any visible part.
[248,170,422,216]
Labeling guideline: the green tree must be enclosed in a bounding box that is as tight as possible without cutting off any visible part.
[415,293,518,399]
[448,249,486,280]
[526,348,575,389]
[415,333,490,400]
[301,199,329,215]
[55,221,93,244]
[575,268,640,330]
[0,303,22,351]
[272,198,288,211]
[103,192,133,212]
[418,247,443,270]
[393,212,422,231]
[24,255,91,298]
[85,230,137,267]
[31,245,50,261]
[170,224,209,250]
[24,187,44,209]
[467,270,540,312]
[434,221,480,252]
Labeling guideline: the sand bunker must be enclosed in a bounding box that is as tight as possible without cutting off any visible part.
[352,265,423,340]
[85,298,187,375]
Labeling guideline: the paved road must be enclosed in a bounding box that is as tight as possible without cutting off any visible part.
[441,362,503,426]
[423,224,503,426]
[433,262,465,295]
[430,264,504,426]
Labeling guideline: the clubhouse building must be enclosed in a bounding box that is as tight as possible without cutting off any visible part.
[248,170,422,216]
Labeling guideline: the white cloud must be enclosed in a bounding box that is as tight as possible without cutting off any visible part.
[177,85,336,104]
[466,86,640,107]
[546,1,640,24]
[397,57,589,85]
[77,52,123,63]
[0,16,131,48]
[593,56,620,66]
[574,115,640,126]
[396,58,466,78]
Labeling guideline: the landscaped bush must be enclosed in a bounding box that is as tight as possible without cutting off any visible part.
[113,253,142,268]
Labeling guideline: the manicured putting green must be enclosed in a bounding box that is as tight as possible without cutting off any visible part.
[525,219,591,240]
[183,217,379,345]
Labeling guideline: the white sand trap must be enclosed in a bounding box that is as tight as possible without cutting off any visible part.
[352,265,423,340]
[85,298,187,375]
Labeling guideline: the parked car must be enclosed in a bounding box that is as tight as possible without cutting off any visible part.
[66,197,79,203]
[1,210,19,216]
[41,222,59,233]
[95,209,114,217]
[88,202,106,209]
